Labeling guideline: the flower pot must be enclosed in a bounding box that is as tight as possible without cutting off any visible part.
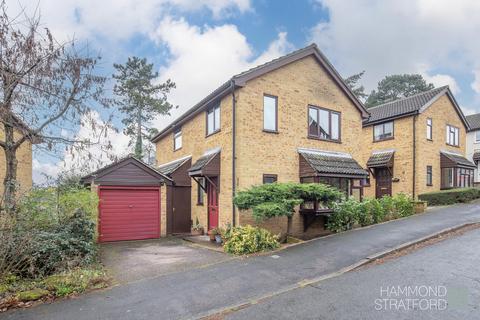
[215,235,222,244]
[209,232,216,241]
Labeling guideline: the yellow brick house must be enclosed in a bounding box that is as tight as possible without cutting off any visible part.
[361,86,474,199]
[152,44,371,237]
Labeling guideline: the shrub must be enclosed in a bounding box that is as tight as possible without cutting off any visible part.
[223,225,279,255]
[326,194,415,233]
[1,186,98,280]
[1,209,96,279]
[327,199,360,232]
[418,188,480,206]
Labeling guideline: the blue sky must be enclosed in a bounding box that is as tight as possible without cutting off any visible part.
[8,0,480,182]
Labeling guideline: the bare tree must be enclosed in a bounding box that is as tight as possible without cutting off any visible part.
[0,2,112,213]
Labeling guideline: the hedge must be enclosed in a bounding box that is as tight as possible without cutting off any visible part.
[418,188,480,206]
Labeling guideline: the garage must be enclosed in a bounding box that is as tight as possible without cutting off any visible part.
[81,156,172,242]
[98,187,160,242]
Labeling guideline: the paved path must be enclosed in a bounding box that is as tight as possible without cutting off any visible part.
[228,226,480,319]
[5,202,480,320]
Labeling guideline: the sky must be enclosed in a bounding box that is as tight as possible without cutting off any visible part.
[7,0,480,184]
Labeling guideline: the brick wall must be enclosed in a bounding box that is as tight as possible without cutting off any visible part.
[0,129,32,197]
[415,94,467,195]
[155,93,234,230]
[234,55,365,236]
[361,116,414,198]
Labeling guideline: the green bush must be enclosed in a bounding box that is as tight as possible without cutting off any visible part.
[223,225,279,255]
[326,194,415,233]
[418,188,480,206]
[1,187,98,280]
[328,199,361,232]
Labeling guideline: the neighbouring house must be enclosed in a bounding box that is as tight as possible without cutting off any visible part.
[0,120,36,198]
[465,113,480,184]
[361,86,475,199]
[152,44,370,238]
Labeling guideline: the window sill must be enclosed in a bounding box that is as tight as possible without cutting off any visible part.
[426,139,433,142]
[446,143,460,148]
[307,135,341,144]
[206,129,221,138]
[373,137,394,143]
[263,129,279,134]
[174,147,182,152]
[426,184,433,187]
[196,203,204,206]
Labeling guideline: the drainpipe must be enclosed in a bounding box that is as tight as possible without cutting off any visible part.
[412,115,417,199]
[231,80,237,227]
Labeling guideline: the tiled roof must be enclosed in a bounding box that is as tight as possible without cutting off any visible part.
[158,156,191,176]
[364,86,448,125]
[151,43,368,142]
[298,148,368,177]
[441,151,476,168]
[466,113,480,131]
[188,148,221,173]
[366,150,395,168]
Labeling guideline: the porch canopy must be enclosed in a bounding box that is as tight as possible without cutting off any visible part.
[298,148,368,179]
[366,150,395,168]
[188,147,221,177]
[440,151,476,169]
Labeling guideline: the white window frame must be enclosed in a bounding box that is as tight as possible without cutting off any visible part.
[426,118,432,140]
[206,104,220,136]
[263,95,278,132]
[446,125,459,146]
[173,128,182,150]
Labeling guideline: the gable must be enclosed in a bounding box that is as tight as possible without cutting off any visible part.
[420,93,468,131]
[81,157,171,186]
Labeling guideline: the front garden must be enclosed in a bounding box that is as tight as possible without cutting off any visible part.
[0,186,109,311]
[222,183,418,256]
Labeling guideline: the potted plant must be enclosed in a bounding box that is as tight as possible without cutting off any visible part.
[208,228,217,241]
[214,228,224,244]
[191,217,204,236]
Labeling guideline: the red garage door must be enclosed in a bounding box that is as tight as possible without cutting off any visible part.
[99,187,160,242]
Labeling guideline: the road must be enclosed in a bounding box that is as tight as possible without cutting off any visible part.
[4,201,480,320]
[227,226,480,320]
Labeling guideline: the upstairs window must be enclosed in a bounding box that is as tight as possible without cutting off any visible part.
[308,106,340,141]
[446,125,459,146]
[263,95,278,132]
[426,118,432,140]
[207,104,220,136]
[475,130,480,143]
[173,128,182,150]
[373,121,393,141]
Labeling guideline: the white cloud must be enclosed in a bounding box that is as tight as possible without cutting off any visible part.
[33,111,131,184]
[6,0,251,41]
[461,106,476,116]
[417,64,460,94]
[471,69,480,94]
[310,0,480,97]
[153,18,293,130]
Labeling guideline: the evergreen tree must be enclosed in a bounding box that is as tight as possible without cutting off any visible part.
[365,74,434,108]
[344,71,368,100]
[113,57,175,158]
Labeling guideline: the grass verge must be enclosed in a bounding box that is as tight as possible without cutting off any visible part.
[0,266,111,312]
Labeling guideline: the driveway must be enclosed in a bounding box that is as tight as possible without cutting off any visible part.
[100,237,231,283]
[227,226,480,319]
[5,202,480,320]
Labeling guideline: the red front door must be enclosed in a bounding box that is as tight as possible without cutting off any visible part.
[207,177,219,230]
